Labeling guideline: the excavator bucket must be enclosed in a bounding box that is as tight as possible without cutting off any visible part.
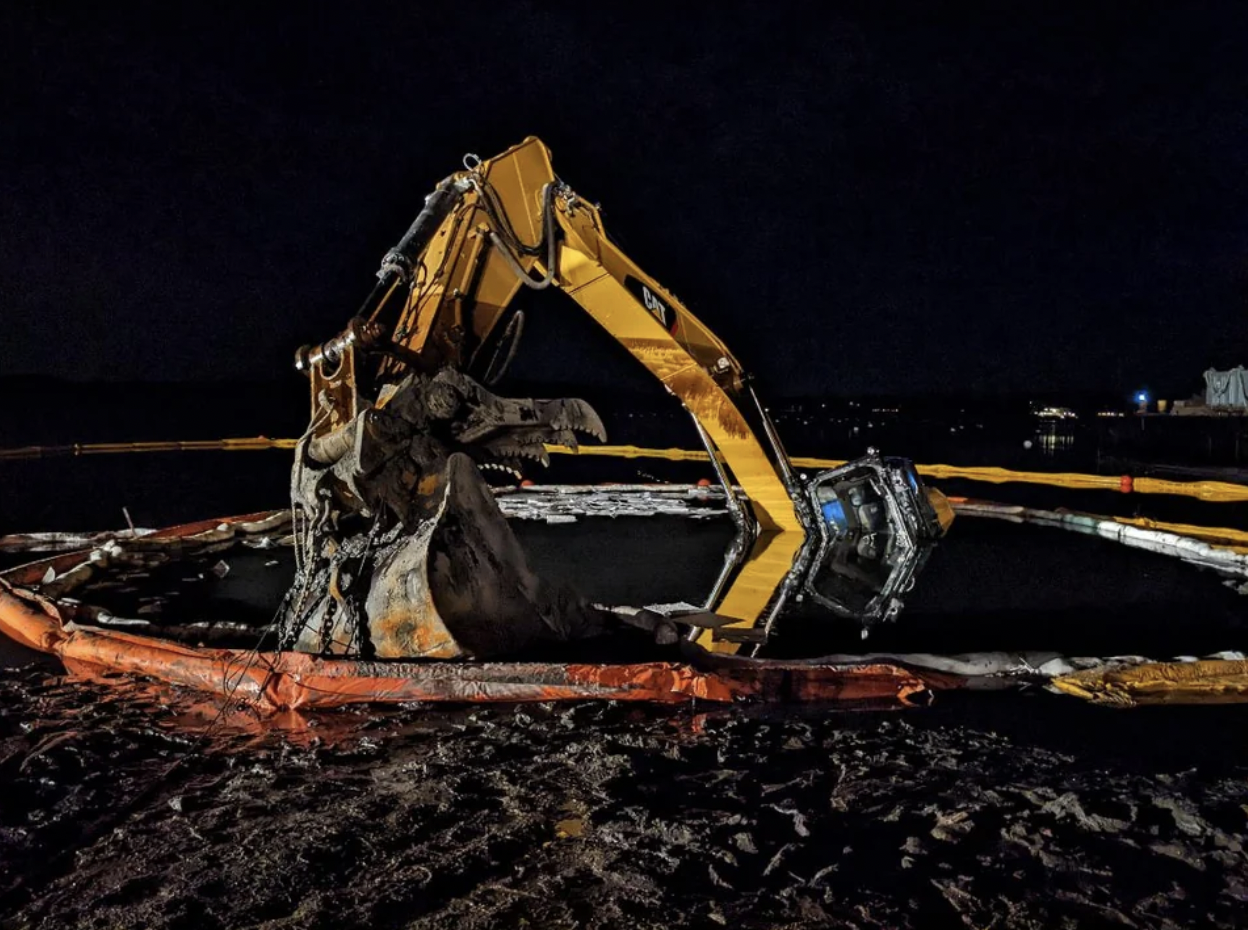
[285,451,616,658]
[278,371,682,660]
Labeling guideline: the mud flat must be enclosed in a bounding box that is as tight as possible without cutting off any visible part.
[0,667,1246,929]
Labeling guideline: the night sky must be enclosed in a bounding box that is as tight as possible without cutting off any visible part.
[4,2,1248,398]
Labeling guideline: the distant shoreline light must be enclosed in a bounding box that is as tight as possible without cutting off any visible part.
[1034,405,1079,420]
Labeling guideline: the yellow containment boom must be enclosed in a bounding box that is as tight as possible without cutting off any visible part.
[7,437,1248,508]
[1051,660,1248,707]
[541,443,1248,504]
[7,439,1248,508]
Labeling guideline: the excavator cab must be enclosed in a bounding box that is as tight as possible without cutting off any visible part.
[799,452,951,633]
[701,449,952,654]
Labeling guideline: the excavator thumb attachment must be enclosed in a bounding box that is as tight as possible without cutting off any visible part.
[281,374,641,659]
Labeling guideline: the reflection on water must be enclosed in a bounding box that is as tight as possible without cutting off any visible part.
[697,455,947,657]
[1036,423,1076,456]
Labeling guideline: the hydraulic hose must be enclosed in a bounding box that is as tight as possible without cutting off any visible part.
[482,181,560,290]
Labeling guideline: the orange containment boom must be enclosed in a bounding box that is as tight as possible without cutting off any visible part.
[0,521,931,710]
[0,595,930,710]
[6,508,1248,710]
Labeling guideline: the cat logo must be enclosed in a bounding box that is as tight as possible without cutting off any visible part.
[624,275,678,334]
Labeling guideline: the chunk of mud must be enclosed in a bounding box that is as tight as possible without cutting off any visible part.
[1018,788,1131,833]
[931,810,974,841]
[731,832,758,854]
[1150,842,1207,870]
[1151,795,1208,837]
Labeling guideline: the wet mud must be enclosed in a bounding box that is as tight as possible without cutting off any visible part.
[2,668,1246,929]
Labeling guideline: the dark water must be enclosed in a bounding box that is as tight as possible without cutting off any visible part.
[6,500,1241,665]
[2,380,1245,662]
[9,374,1248,532]
[522,515,1248,658]
[0,377,1097,529]
[4,413,1246,532]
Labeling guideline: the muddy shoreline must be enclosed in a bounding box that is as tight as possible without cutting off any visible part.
[2,666,1246,929]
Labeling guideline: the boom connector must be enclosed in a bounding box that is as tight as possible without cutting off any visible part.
[294,318,388,433]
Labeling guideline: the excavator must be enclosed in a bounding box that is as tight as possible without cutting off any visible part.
[282,137,952,660]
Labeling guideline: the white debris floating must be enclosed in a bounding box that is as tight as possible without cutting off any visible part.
[494,484,730,521]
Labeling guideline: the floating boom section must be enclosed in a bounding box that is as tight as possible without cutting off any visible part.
[368,137,802,535]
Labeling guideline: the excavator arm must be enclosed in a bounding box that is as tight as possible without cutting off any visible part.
[355,137,803,536]
[294,137,949,652]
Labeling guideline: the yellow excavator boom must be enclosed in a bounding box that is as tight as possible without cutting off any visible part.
[368,136,802,535]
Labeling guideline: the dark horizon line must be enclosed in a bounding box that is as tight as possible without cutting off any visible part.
[0,373,1174,403]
